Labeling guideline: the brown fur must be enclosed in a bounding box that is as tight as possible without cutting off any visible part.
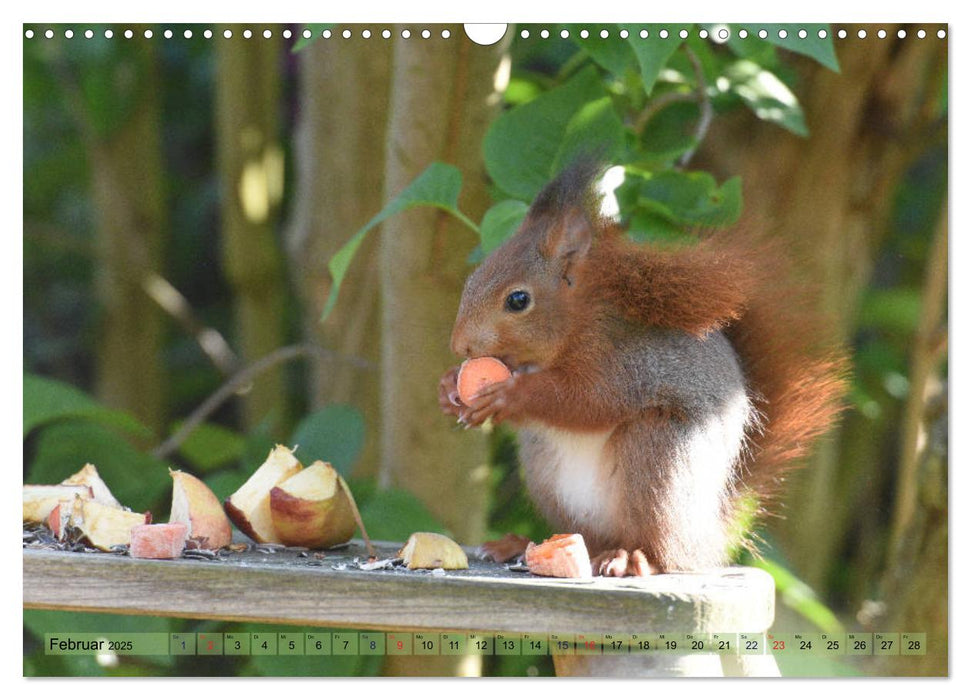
[448,158,849,570]
[588,224,849,512]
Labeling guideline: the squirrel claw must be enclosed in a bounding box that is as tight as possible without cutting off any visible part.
[592,548,656,577]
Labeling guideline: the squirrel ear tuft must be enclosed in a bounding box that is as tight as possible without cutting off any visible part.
[540,207,593,261]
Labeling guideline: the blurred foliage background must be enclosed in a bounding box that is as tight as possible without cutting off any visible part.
[23,23,947,677]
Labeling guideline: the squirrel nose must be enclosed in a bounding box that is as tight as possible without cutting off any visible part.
[450,322,474,358]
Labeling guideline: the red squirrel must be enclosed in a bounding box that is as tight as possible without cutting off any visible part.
[438,158,847,576]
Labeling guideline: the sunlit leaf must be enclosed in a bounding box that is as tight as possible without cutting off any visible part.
[725,60,808,137]
[322,163,478,320]
[484,65,605,200]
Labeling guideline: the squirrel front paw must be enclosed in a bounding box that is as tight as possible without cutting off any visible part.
[591,548,657,577]
[479,533,533,563]
[461,375,521,427]
[438,366,464,418]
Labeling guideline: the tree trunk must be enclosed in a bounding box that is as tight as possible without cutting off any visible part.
[215,29,288,433]
[378,24,509,677]
[87,41,166,440]
[286,29,392,478]
[697,25,946,591]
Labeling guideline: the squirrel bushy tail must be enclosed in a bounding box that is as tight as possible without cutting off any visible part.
[591,226,848,512]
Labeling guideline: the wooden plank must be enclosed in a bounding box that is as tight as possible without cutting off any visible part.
[23,540,775,635]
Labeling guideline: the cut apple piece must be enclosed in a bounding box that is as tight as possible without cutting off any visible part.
[524,533,592,578]
[69,495,150,551]
[130,523,188,559]
[224,444,303,544]
[269,461,357,549]
[47,499,78,540]
[169,470,232,550]
[398,532,469,570]
[23,484,92,523]
[61,463,121,507]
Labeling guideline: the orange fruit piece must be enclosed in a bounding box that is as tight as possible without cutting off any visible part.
[524,533,592,578]
[457,356,512,404]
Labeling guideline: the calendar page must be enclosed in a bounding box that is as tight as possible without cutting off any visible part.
[22,14,949,681]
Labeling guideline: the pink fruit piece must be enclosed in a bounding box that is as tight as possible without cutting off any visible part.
[129,523,189,560]
[524,533,593,578]
[457,356,512,404]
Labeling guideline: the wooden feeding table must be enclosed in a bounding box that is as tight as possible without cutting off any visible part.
[23,539,780,676]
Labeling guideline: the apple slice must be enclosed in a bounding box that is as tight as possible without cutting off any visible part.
[269,461,357,549]
[69,495,150,551]
[169,470,232,550]
[224,444,303,544]
[47,498,77,540]
[61,463,121,507]
[524,533,592,578]
[398,532,469,570]
[23,484,92,523]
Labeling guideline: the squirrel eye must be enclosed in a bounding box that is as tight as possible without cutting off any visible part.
[504,290,531,313]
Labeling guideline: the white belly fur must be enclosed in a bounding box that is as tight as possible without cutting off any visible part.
[531,425,615,532]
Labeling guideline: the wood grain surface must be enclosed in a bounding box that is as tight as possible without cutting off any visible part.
[24,540,775,635]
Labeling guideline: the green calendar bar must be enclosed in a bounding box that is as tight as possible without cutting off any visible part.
[39,630,927,656]
[306,633,331,655]
[44,633,170,656]
[225,633,249,655]
[197,633,223,655]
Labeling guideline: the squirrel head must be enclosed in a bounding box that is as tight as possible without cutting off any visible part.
[451,158,606,372]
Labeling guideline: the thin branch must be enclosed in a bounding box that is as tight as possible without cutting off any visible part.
[142,272,240,376]
[888,197,948,552]
[152,343,374,460]
[677,45,714,168]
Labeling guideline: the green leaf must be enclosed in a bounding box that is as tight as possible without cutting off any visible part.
[620,24,691,95]
[552,96,626,173]
[290,24,333,53]
[633,170,743,227]
[484,65,605,201]
[359,488,446,542]
[175,421,245,472]
[573,24,636,77]
[23,373,149,439]
[322,163,478,320]
[725,60,808,137]
[736,24,839,73]
[28,421,172,514]
[755,558,845,634]
[290,404,366,477]
[480,200,530,256]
